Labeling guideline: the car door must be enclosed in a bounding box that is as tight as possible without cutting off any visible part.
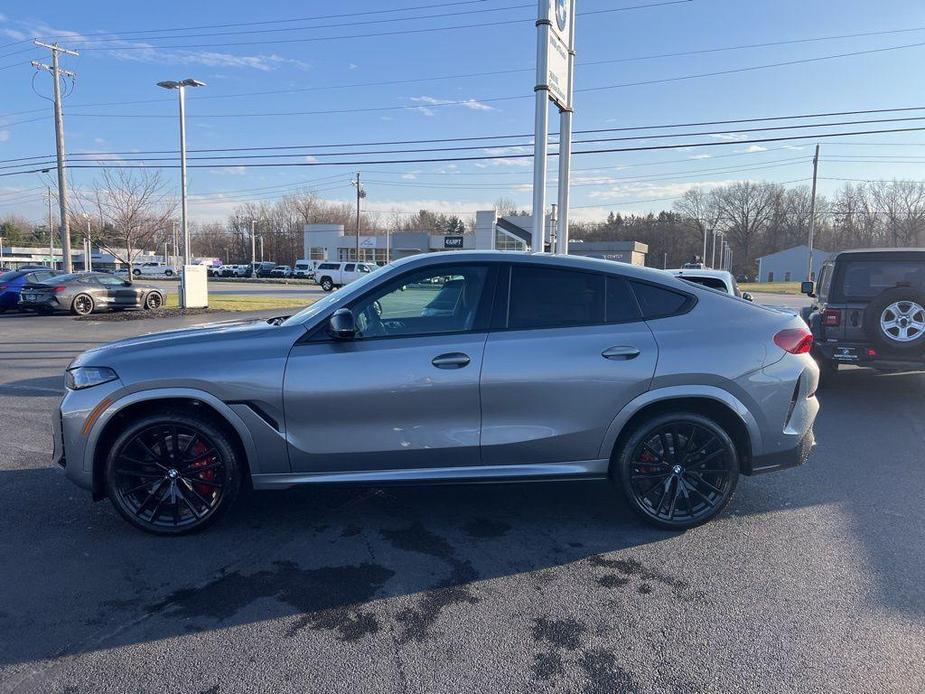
[480,264,658,466]
[284,262,498,473]
[96,275,139,307]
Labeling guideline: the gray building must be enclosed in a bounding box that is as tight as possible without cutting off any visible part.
[304,210,647,265]
[0,244,160,271]
[756,245,833,283]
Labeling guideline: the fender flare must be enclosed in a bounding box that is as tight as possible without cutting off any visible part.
[82,387,260,483]
[596,385,762,460]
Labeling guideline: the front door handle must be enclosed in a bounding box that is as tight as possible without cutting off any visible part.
[602,346,640,361]
[432,352,471,369]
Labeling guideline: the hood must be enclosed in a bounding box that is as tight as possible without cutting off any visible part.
[73,317,279,366]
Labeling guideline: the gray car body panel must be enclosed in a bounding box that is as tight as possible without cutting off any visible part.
[59,251,818,496]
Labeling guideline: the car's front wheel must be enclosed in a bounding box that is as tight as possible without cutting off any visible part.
[144,292,163,310]
[105,411,243,535]
[614,412,739,530]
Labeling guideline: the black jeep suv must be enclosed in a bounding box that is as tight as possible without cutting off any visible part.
[801,249,925,378]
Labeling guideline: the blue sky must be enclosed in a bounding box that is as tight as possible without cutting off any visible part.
[1,0,925,225]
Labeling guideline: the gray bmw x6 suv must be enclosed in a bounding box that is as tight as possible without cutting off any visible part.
[54,251,819,535]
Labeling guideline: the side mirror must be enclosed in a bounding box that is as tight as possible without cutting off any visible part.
[328,308,356,340]
[800,281,815,297]
[742,292,754,302]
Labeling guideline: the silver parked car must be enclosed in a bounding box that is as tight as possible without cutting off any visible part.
[54,251,819,535]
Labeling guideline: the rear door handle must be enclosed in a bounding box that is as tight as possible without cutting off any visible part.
[602,346,640,360]
[432,352,471,369]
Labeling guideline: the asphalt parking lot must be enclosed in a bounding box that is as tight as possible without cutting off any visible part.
[1,310,923,693]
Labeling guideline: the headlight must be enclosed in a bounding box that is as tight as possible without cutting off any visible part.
[65,366,118,390]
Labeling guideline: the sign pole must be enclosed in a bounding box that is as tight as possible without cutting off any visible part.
[532,0,551,253]
[556,2,576,255]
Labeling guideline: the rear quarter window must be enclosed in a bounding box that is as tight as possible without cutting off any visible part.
[630,281,693,318]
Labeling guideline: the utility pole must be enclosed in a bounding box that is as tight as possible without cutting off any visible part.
[259,236,264,262]
[46,186,54,268]
[83,214,92,271]
[352,173,365,261]
[250,220,257,272]
[0,236,4,269]
[807,143,820,281]
[33,42,78,273]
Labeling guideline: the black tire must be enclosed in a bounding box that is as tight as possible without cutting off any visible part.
[132,269,141,277]
[144,292,163,310]
[71,293,94,316]
[814,350,839,386]
[105,411,242,535]
[164,269,174,277]
[613,412,739,530]
[863,287,925,353]
[320,276,334,292]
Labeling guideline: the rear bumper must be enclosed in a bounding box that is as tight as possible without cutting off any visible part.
[816,341,925,370]
[18,296,62,311]
[749,428,815,475]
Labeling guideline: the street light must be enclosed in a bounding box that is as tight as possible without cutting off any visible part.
[157,78,205,307]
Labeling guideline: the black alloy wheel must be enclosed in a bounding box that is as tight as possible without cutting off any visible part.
[105,412,242,535]
[616,412,738,530]
[71,293,94,316]
[144,292,163,310]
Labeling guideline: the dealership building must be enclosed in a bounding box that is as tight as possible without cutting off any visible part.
[304,210,647,265]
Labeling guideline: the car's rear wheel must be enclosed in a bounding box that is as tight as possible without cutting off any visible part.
[614,412,739,530]
[320,277,334,292]
[71,293,94,316]
[164,269,174,277]
[144,292,163,310]
[105,412,242,535]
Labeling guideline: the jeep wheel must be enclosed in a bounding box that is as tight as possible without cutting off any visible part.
[614,412,739,530]
[864,287,925,353]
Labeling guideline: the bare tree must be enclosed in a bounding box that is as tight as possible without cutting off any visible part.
[672,188,720,263]
[713,181,779,270]
[88,170,176,277]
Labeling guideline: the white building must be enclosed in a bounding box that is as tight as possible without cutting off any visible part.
[304,210,647,265]
[755,245,833,283]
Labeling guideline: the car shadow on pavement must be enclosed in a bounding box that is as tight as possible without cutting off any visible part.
[0,467,676,670]
[1,367,923,677]
[0,375,65,396]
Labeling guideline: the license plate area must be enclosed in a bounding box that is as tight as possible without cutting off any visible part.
[833,346,860,362]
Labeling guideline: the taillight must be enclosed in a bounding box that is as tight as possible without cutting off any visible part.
[823,308,841,327]
[774,327,813,354]
[53,286,67,293]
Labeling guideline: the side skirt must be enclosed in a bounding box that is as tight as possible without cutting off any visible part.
[251,459,611,490]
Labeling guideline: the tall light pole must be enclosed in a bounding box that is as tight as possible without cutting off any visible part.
[83,213,92,271]
[352,173,365,261]
[250,219,257,271]
[157,78,205,307]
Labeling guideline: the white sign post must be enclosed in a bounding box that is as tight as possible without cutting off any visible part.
[533,0,576,253]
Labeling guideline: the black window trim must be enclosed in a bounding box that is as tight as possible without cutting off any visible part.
[494,261,646,333]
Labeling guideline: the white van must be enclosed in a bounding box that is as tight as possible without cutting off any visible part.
[293,259,319,278]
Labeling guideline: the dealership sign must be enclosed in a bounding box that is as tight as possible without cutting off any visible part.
[541,0,574,110]
[444,236,464,249]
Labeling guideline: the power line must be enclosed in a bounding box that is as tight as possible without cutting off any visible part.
[71,1,689,52]
[4,124,925,178]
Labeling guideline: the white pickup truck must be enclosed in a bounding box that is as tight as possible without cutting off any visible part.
[312,262,378,291]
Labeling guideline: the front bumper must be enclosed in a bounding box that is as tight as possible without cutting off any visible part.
[55,379,125,494]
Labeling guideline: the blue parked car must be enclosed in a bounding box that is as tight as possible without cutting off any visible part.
[0,267,63,313]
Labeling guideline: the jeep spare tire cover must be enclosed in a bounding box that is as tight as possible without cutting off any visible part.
[863,286,925,352]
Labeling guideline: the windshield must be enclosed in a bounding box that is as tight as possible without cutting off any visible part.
[282,267,385,326]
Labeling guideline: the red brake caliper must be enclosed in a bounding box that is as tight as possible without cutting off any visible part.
[638,448,659,474]
[188,441,216,497]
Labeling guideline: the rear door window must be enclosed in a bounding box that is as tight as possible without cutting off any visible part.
[606,276,642,323]
[508,266,605,330]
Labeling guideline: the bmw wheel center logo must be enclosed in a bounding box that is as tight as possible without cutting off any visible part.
[555,0,568,31]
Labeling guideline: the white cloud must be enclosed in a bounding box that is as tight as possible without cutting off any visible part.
[209,166,248,176]
[348,63,359,70]
[588,180,733,201]
[709,133,748,142]
[401,171,419,180]
[689,154,712,160]
[304,156,318,163]
[741,145,768,153]
[1,28,25,40]
[408,95,495,116]
[0,130,10,143]
[460,99,494,111]
[783,145,806,151]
